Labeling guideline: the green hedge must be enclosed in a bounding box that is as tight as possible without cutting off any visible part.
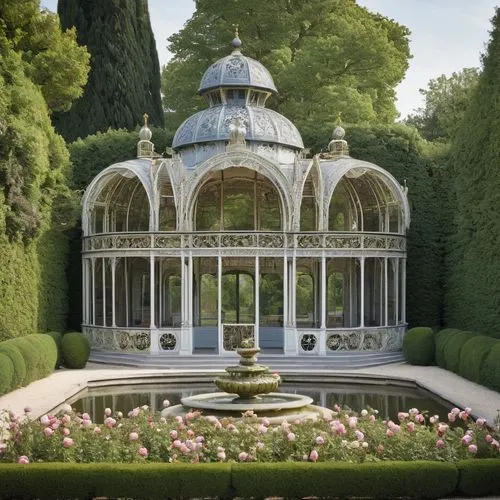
[46,331,63,369]
[479,342,500,392]
[402,327,435,365]
[61,332,90,369]
[0,334,57,395]
[435,328,462,369]
[0,352,14,396]
[459,335,499,383]
[0,460,480,499]
[0,342,26,388]
[456,459,500,497]
[443,330,479,374]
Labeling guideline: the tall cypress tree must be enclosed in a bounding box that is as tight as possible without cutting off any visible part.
[53,0,164,141]
[445,8,500,333]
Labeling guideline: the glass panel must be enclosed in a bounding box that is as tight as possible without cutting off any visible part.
[260,269,283,326]
[93,205,105,234]
[158,258,182,327]
[196,182,221,230]
[105,259,112,327]
[300,197,316,231]
[257,183,281,230]
[329,181,359,231]
[128,185,149,231]
[115,259,126,327]
[128,258,149,326]
[94,259,104,325]
[364,258,384,327]
[388,259,396,326]
[327,271,344,328]
[296,258,319,328]
[223,180,254,230]
[194,257,218,327]
[159,183,177,231]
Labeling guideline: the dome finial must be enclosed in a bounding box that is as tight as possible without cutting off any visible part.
[137,112,154,157]
[143,112,149,127]
[232,23,242,50]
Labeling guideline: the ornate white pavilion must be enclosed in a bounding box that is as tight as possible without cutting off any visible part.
[81,34,410,357]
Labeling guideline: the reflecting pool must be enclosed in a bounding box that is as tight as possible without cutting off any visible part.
[70,381,454,424]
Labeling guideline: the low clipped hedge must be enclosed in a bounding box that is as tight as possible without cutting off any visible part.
[0,335,57,396]
[459,335,499,383]
[4,460,497,499]
[61,332,90,369]
[45,331,62,369]
[402,327,435,365]
[0,352,14,396]
[435,328,462,369]
[479,342,500,392]
[443,330,479,374]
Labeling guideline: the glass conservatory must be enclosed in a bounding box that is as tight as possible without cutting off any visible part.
[81,34,410,356]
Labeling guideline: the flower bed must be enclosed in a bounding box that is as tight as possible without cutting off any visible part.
[1,403,499,464]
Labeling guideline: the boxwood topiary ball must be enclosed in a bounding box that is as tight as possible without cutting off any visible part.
[403,327,435,365]
[61,332,91,369]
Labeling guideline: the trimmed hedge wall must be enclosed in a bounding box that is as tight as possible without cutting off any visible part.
[402,327,435,365]
[61,332,90,369]
[0,334,57,395]
[480,342,500,392]
[435,328,461,369]
[3,460,498,499]
[459,335,499,383]
[443,331,479,374]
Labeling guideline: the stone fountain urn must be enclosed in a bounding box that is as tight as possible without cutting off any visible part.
[214,339,281,401]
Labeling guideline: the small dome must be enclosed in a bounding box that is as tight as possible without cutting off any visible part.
[172,105,303,150]
[332,125,345,140]
[139,124,152,141]
[199,53,278,95]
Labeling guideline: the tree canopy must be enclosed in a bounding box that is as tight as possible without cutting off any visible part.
[161,0,411,138]
[445,8,500,334]
[53,0,164,142]
[405,68,480,142]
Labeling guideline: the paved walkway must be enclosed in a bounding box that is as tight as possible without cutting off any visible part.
[1,362,500,426]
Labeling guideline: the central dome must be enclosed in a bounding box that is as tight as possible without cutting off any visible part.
[199,53,277,95]
[172,105,303,150]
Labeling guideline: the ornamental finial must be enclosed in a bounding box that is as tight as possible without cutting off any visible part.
[232,23,242,49]
[143,112,149,127]
[336,112,343,125]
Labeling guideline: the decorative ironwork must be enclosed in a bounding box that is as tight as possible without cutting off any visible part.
[155,235,182,248]
[300,334,317,352]
[134,332,151,350]
[325,327,405,352]
[82,327,152,353]
[118,332,131,349]
[159,332,177,351]
[223,323,254,351]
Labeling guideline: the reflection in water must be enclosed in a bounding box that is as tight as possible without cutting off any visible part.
[70,382,453,424]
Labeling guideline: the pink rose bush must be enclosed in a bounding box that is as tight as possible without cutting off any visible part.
[0,405,498,465]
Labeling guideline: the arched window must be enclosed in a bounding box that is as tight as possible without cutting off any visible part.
[300,171,317,231]
[194,168,281,231]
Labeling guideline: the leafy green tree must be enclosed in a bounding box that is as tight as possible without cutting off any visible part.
[162,0,410,135]
[445,8,500,334]
[0,0,89,339]
[405,68,480,142]
[53,0,164,141]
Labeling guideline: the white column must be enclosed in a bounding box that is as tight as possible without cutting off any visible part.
[82,259,86,325]
[187,254,193,327]
[395,258,399,325]
[149,255,156,328]
[217,255,223,354]
[384,257,388,326]
[401,258,407,324]
[319,255,327,355]
[102,258,106,326]
[283,255,288,327]
[255,256,260,348]
[111,257,116,327]
[124,258,129,327]
[360,257,365,328]
[292,256,297,327]
[179,256,191,355]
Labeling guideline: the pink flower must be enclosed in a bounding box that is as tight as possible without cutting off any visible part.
[81,418,92,427]
[62,437,74,448]
[63,428,70,436]
[82,413,90,421]
[287,432,296,441]
[261,417,270,427]
[129,432,139,441]
[315,436,325,445]
[104,408,112,417]
[461,434,473,446]
[162,399,170,408]
[348,416,358,428]
[436,439,445,449]
[43,427,54,437]
[130,408,140,418]
[116,411,123,419]
[138,447,148,458]
[238,451,249,461]
[217,450,226,461]
[187,429,195,438]
[94,427,101,434]
[195,435,204,443]
[468,444,478,454]
[309,449,319,462]
[398,412,409,422]
[409,408,419,415]
[476,418,486,428]
[258,425,268,434]
[386,429,394,438]
[104,417,116,429]
[170,430,178,439]
[355,430,364,441]
[175,416,183,424]
[40,415,50,426]
[61,404,72,414]
[257,441,265,450]
[415,414,425,424]
[62,415,71,425]
[407,422,415,433]
[18,455,29,464]
[369,415,376,423]
[448,412,456,423]
[172,440,181,448]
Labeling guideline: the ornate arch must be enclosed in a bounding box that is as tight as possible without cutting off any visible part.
[321,158,410,232]
[294,157,324,231]
[183,151,293,231]
[81,159,155,236]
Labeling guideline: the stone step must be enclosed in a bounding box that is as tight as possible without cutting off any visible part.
[89,350,405,370]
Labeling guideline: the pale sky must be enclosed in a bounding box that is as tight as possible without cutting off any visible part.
[41,0,497,118]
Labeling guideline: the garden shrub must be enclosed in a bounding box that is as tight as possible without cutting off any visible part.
[443,330,480,374]
[0,341,26,388]
[15,337,44,384]
[479,342,500,392]
[435,328,462,369]
[0,352,14,396]
[457,459,500,496]
[61,332,91,369]
[459,335,498,383]
[46,331,63,368]
[402,327,435,365]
